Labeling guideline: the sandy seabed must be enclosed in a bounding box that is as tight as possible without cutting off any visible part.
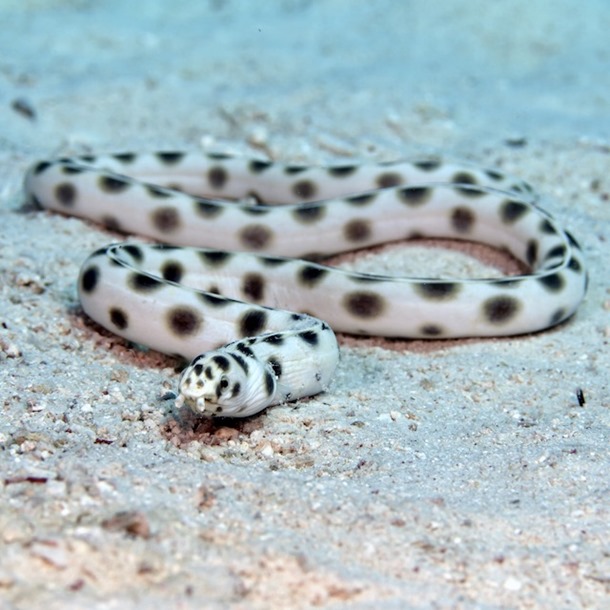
[0,1,608,608]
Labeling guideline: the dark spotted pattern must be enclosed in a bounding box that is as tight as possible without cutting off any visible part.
[101,215,122,231]
[413,159,441,171]
[483,296,521,324]
[216,377,229,399]
[264,370,276,396]
[32,160,51,175]
[239,224,273,250]
[414,282,461,301]
[457,184,487,198]
[538,273,565,292]
[128,273,163,293]
[55,183,77,207]
[208,166,228,189]
[194,200,224,218]
[80,266,99,293]
[345,193,376,206]
[545,245,567,261]
[298,265,328,287]
[526,240,538,266]
[398,186,431,206]
[263,333,285,345]
[229,352,250,375]
[343,291,385,318]
[377,172,403,189]
[298,330,319,345]
[344,218,372,242]
[212,355,230,371]
[420,324,444,336]
[568,257,582,273]
[162,261,184,283]
[485,169,505,181]
[565,231,581,248]
[207,152,233,161]
[236,342,255,358]
[328,165,358,177]
[452,171,477,187]
[451,206,475,233]
[157,151,185,164]
[198,292,231,307]
[239,309,268,337]
[539,219,556,235]
[109,307,128,330]
[113,153,136,163]
[61,164,86,175]
[293,203,325,224]
[259,255,290,267]
[99,174,131,193]
[500,199,529,223]
[249,160,272,173]
[293,180,317,200]
[242,272,265,302]
[28,152,587,379]
[167,306,202,336]
[199,250,232,266]
[151,207,180,233]
[123,245,144,262]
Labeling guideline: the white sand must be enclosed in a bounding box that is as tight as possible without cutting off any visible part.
[1,1,608,608]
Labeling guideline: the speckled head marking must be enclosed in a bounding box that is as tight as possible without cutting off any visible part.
[24,150,587,417]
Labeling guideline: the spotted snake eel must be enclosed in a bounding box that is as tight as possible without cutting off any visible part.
[24,151,587,417]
